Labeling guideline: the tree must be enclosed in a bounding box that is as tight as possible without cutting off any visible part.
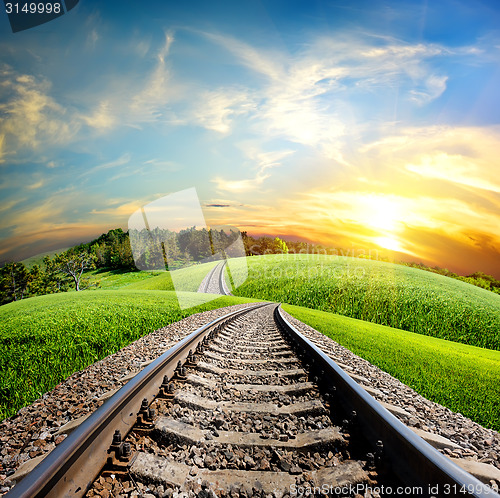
[273,237,289,254]
[0,262,31,304]
[53,251,96,291]
[42,256,69,293]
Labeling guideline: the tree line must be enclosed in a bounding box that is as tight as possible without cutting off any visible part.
[1,227,499,306]
[402,262,500,294]
[0,227,266,305]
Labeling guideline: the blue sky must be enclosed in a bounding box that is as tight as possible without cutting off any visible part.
[1,0,500,276]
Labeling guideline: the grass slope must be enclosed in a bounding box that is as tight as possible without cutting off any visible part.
[235,254,500,350]
[86,269,165,290]
[0,291,258,420]
[284,304,500,431]
[122,271,174,290]
[121,261,221,292]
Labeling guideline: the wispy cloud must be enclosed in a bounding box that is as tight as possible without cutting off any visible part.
[0,133,5,164]
[26,179,45,190]
[108,158,182,182]
[179,29,460,171]
[0,197,26,213]
[91,199,144,217]
[0,67,81,154]
[79,153,132,178]
[129,31,176,123]
[212,145,295,193]
[0,193,74,236]
[78,31,180,131]
[212,173,270,193]
[81,100,116,130]
[409,75,448,104]
[201,31,285,81]
[86,28,99,50]
[191,89,255,134]
[240,145,295,172]
[406,152,500,193]
[142,158,182,171]
[360,125,500,197]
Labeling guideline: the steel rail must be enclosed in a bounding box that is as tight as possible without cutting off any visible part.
[218,260,232,295]
[7,302,269,498]
[274,305,498,498]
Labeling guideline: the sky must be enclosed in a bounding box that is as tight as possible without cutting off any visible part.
[1,0,500,277]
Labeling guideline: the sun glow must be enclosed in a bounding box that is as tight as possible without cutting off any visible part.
[363,196,406,252]
[365,196,400,231]
[375,236,403,252]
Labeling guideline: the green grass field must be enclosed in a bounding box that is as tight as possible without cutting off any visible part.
[234,254,500,350]
[86,269,165,289]
[89,260,221,292]
[2,254,500,433]
[0,291,258,420]
[283,304,500,431]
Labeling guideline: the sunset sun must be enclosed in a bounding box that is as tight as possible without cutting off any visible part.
[365,196,404,252]
[366,197,400,232]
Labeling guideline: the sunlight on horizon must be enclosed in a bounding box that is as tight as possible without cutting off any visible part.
[375,236,404,252]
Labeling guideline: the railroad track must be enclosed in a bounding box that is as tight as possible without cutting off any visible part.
[198,261,231,295]
[7,303,497,497]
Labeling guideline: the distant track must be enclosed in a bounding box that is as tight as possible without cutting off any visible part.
[7,303,497,498]
[198,260,231,295]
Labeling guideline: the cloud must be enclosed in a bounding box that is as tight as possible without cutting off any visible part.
[191,89,255,134]
[129,31,175,123]
[201,31,284,81]
[108,158,182,182]
[360,125,500,197]
[0,67,81,154]
[239,145,295,172]
[133,39,151,58]
[212,173,270,193]
[0,197,26,213]
[86,28,99,50]
[80,153,132,178]
[0,224,109,262]
[212,145,295,193]
[142,158,182,171]
[26,179,45,190]
[187,30,457,166]
[406,152,500,193]
[0,133,5,164]
[0,194,74,237]
[0,31,177,153]
[0,192,150,261]
[77,32,180,131]
[81,100,116,130]
[90,199,144,217]
[409,75,448,104]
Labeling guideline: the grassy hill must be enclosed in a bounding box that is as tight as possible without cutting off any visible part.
[86,269,166,290]
[233,254,500,350]
[284,304,500,431]
[0,291,259,420]
[87,260,220,292]
[2,254,499,431]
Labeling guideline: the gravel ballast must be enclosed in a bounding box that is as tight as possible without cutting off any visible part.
[1,302,498,495]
